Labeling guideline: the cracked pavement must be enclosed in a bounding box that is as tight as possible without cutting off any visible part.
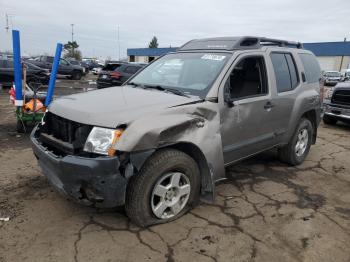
[0,86,350,262]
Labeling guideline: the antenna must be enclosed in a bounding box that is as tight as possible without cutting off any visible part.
[117,25,120,60]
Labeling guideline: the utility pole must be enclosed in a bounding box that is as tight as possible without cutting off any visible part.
[117,25,120,60]
[70,24,75,55]
[5,13,14,32]
[339,37,346,71]
[5,14,9,32]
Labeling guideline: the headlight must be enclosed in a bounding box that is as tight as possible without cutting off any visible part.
[83,127,124,156]
[325,88,334,100]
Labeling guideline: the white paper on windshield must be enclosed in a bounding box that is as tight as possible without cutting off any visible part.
[201,54,226,61]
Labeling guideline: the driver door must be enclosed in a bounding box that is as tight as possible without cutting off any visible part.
[220,53,277,165]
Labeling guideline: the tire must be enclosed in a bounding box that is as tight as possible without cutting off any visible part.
[71,71,82,80]
[125,149,200,227]
[323,115,337,125]
[278,118,313,166]
[16,119,26,133]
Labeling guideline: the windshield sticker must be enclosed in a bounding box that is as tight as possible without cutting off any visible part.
[201,54,226,61]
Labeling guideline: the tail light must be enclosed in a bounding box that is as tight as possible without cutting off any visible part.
[110,71,121,79]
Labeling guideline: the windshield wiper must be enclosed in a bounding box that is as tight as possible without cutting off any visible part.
[128,82,143,88]
[143,84,190,97]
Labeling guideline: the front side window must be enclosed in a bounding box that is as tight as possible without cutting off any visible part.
[225,56,268,100]
[130,52,231,98]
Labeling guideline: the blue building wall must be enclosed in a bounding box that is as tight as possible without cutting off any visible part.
[127,42,350,57]
[303,42,350,56]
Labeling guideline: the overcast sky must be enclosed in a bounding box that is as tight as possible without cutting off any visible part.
[1,0,349,59]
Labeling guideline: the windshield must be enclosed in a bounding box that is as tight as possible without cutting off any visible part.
[325,72,341,77]
[130,52,231,98]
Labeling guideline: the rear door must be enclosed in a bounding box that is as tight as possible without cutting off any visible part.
[265,51,301,143]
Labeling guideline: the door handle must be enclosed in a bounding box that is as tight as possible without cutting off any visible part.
[264,101,275,110]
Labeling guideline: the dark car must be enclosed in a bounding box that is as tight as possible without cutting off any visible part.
[323,82,350,125]
[97,63,144,89]
[28,56,84,80]
[0,59,50,88]
[68,59,90,74]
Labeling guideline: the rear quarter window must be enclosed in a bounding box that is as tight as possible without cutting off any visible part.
[299,53,321,83]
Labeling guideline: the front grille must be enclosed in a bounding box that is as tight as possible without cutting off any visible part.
[38,112,92,155]
[332,89,350,106]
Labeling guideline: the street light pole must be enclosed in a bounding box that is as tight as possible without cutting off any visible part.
[70,24,75,57]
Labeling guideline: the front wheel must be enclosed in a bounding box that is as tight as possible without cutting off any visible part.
[125,149,200,227]
[71,71,82,80]
[278,118,313,166]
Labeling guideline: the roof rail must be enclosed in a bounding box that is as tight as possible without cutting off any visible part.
[178,36,303,51]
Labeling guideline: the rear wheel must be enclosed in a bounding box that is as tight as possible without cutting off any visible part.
[323,115,337,125]
[125,149,200,227]
[278,118,313,166]
[71,71,82,80]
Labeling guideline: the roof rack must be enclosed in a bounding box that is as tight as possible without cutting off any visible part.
[178,36,303,51]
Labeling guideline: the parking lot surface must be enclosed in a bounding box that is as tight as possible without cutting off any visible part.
[0,80,349,262]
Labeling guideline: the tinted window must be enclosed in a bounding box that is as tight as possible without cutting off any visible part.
[103,63,122,71]
[226,56,268,99]
[270,53,292,92]
[124,66,141,74]
[299,53,321,83]
[285,54,299,89]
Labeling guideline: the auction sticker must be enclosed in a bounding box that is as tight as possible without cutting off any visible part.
[201,54,226,61]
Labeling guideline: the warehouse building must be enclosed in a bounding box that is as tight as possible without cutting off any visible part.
[304,41,350,71]
[127,41,350,71]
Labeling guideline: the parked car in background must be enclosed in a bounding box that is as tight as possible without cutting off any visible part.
[91,67,102,75]
[67,59,89,74]
[323,71,342,86]
[0,59,50,88]
[27,56,84,80]
[323,82,350,125]
[31,36,322,227]
[97,63,145,88]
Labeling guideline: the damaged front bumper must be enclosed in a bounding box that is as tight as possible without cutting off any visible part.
[30,127,127,208]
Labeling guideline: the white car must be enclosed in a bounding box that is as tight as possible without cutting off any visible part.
[91,67,102,75]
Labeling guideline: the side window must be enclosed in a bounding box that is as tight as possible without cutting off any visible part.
[124,66,140,74]
[270,53,292,92]
[226,56,268,100]
[59,59,69,65]
[285,54,299,89]
[299,53,321,83]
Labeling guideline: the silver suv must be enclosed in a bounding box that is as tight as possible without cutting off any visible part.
[31,37,322,227]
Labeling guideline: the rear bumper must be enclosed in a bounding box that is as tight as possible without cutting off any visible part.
[30,126,127,208]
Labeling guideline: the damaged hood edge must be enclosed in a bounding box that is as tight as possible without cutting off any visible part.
[48,85,203,128]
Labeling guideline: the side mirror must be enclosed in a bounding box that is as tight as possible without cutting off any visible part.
[224,92,235,107]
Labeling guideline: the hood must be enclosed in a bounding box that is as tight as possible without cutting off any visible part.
[49,85,202,128]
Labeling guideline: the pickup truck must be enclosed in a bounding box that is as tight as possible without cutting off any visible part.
[28,56,84,80]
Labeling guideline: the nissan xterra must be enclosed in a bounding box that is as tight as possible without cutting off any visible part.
[31,37,322,227]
